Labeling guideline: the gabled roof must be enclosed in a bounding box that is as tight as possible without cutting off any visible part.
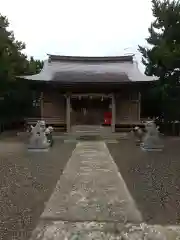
[18,54,158,83]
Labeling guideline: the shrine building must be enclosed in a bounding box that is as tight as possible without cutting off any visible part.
[20,54,156,132]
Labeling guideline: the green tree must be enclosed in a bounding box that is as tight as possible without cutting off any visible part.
[139,0,180,120]
[0,13,43,129]
[26,56,43,75]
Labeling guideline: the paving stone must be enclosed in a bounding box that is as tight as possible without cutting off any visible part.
[41,141,142,223]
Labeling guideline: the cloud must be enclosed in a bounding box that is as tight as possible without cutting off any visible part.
[1,0,153,72]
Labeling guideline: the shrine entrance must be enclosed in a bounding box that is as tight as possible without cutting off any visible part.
[71,95,111,125]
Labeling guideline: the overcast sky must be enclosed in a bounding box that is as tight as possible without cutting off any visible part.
[1,0,153,71]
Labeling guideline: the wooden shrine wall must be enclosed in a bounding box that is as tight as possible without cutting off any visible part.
[115,91,140,123]
[42,91,66,122]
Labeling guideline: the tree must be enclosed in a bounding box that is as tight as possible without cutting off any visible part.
[139,0,180,120]
[0,13,43,128]
[26,57,44,75]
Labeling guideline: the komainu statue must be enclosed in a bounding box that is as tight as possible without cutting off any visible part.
[28,121,53,150]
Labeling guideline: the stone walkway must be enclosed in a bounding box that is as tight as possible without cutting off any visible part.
[30,141,180,239]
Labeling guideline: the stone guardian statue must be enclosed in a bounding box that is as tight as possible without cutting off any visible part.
[28,121,52,150]
[141,121,164,151]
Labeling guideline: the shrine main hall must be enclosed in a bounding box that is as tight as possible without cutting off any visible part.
[20,54,156,132]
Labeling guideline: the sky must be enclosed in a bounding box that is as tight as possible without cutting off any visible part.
[1,0,153,71]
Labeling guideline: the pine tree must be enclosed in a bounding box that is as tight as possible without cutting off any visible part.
[139,0,180,120]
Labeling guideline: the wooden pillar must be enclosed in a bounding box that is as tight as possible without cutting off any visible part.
[111,94,116,133]
[66,94,71,133]
[138,92,141,121]
[129,92,132,121]
[40,92,44,119]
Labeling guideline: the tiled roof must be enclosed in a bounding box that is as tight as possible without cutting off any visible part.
[19,55,157,83]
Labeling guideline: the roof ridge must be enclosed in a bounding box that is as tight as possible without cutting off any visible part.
[47,54,135,62]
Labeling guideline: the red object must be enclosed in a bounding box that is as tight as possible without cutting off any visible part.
[104,112,112,125]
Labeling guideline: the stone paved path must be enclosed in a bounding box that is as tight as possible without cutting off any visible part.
[30,141,180,239]
[41,141,142,222]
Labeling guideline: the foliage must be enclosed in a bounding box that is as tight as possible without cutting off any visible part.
[0,13,43,127]
[139,0,180,120]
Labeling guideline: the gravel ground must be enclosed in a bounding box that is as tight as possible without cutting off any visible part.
[107,137,180,226]
[1,135,180,239]
[0,138,76,240]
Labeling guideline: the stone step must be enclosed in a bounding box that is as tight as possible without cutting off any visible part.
[30,221,180,240]
[71,125,112,134]
[53,132,129,141]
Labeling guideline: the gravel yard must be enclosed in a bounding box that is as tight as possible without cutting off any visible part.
[0,138,76,240]
[1,135,180,239]
[108,137,180,226]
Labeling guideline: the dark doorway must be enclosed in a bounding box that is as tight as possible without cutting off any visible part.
[71,97,110,125]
